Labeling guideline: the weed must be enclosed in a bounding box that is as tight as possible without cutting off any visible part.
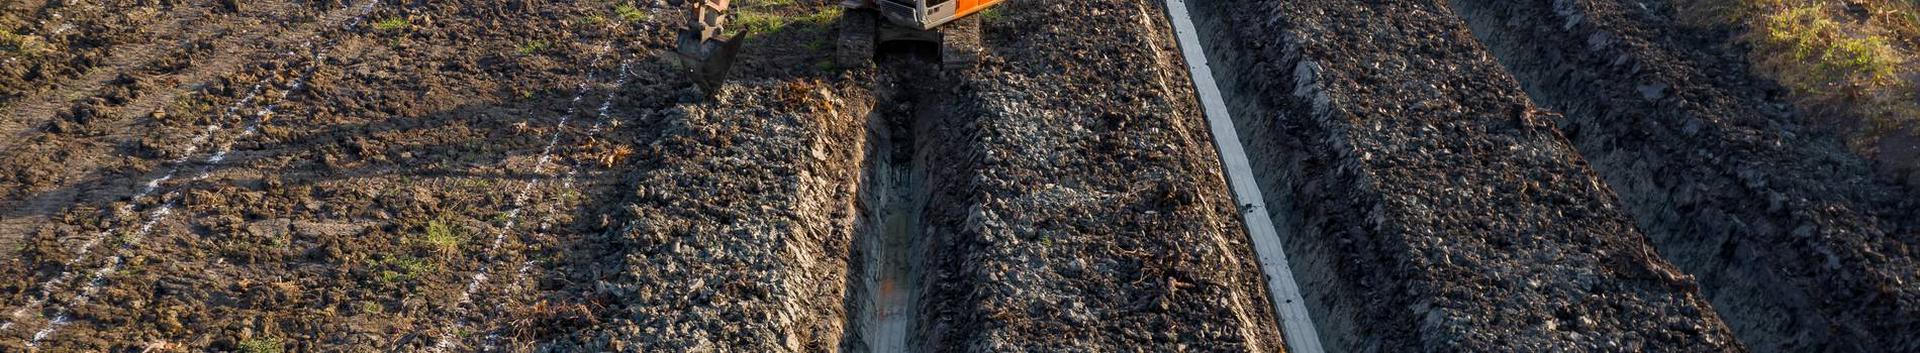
[735,7,841,34]
[0,31,48,56]
[615,4,649,23]
[743,0,798,7]
[518,39,552,55]
[579,14,606,26]
[1762,5,1900,83]
[1686,0,1920,147]
[978,7,1006,22]
[237,337,283,353]
[369,255,436,283]
[359,301,383,314]
[416,219,465,254]
[373,17,410,31]
[734,11,790,33]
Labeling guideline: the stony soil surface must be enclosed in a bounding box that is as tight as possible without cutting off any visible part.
[912,0,1286,351]
[1188,0,1743,351]
[1,0,1916,351]
[1450,0,1920,351]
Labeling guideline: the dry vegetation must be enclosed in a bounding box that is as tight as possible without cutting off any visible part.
[1681,0,1920,166]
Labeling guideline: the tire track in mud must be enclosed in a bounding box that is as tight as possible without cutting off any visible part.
[0,1,381,346]
[0,0,369,152]
[0,81,265,335]
[430,46,629,352]
[20,52,314,348]
[0,0,382,262]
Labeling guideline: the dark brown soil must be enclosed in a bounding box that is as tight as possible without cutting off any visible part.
[0,0,1912,351]
[1186,0,1743,351]
[1450,0,1920,351]
[906,0,1287,351]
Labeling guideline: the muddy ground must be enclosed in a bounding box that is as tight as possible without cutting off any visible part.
[1,0,1916,352]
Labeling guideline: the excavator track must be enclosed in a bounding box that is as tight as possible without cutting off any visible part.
[838,9,879,70]
[938,15,981,72]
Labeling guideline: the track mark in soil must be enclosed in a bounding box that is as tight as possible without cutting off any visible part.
[1161,0,1323,351]
[0,82,261,335]
[19,51,320,348]
[431,48,629,352]
[0,1,381,345]
[849,84,932,352]
[1,0,378,152]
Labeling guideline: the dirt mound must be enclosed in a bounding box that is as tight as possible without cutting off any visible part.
[1186,0,1743,351]
[907,1,1287,351]
[1451,0,1920,351]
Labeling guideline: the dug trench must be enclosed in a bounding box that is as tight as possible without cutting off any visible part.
[1184,0,1744,351]
[841,50,938,352]
[1448,0,1920,351]
[556,0,1295,349]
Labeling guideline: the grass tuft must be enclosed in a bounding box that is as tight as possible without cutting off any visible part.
[517,39,552,55]
[416,219,465,254]
[615,4,649,23]
[1682,0,1920,146]
[373,17,410,31]
[237,337,283,353]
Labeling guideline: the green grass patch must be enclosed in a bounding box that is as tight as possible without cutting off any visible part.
[373,17,410,31]
[0,31,49,56]
[615,4,649,23]
[237,337,283,353]
[414,219,466,254]
[1763,5,1901,83]
[368,254,437,284]
[518,39,552,55]
[734,7,841,34]
[1681,0,1920,148]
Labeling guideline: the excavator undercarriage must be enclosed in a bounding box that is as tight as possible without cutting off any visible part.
[672,0,996,95]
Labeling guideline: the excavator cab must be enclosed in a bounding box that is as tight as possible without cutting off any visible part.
[674,0,1001,95]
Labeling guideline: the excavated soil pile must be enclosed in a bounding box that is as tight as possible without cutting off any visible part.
[1449,0,1920,351]
[1188,0,1743,351]
[536,79,872,352]
[913,0,1285,351]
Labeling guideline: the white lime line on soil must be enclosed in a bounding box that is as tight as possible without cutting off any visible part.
[1162,0,1325,351]
[0,83,257,333]
[432,47,625,352]
[4,0,380,345]
[25,52,321,348]
[479,60,632,352]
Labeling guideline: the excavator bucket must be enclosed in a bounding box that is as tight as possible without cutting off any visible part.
[689,31,748,95]
[672,0,746,96]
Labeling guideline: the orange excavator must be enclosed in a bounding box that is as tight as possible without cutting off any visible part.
[671,0,1003,93]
